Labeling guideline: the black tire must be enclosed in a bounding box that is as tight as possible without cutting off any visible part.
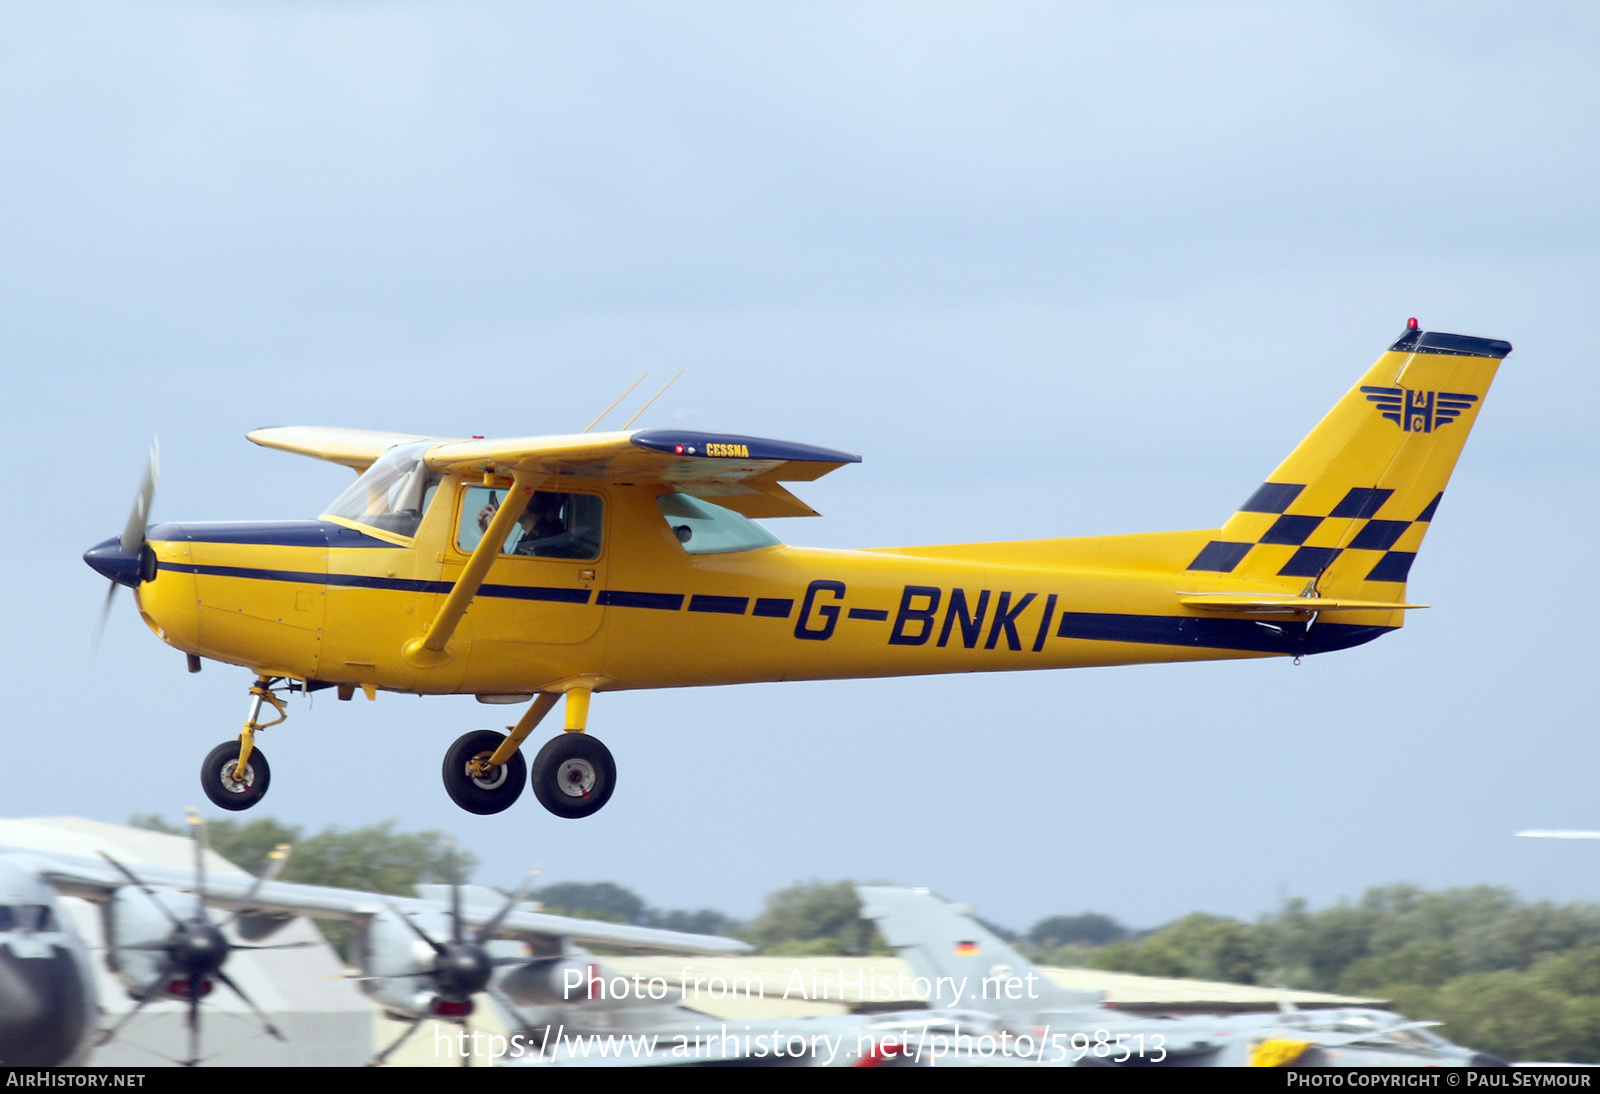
[442,731,527,815]
[530,734,615,819]
[201,742,270,812]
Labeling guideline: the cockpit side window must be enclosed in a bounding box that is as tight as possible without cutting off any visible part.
[324,442,442,538]
[0,905,55,931]
[20,905,54,931]
[457,486,603,561]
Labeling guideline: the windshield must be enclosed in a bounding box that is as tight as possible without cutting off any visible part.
[324,442,441,537]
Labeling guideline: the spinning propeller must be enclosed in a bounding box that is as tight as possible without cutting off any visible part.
[85,441,160,651]
[97,809,299,1067]
[365,844,540,1067]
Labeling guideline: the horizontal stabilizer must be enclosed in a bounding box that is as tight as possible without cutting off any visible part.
[1179,595,1427,614]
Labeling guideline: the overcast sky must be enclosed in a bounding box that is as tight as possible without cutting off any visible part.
[6,2,1599,934]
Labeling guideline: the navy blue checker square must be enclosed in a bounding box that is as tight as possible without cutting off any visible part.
[1188,541,1253,573]
[1259,514,1324,546]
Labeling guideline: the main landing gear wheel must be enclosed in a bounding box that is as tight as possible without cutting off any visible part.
[530,734,615,819]
[201,742,270,812]
[442,731,527,815]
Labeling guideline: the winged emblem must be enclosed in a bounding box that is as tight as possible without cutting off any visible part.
[1360,386,1479,433]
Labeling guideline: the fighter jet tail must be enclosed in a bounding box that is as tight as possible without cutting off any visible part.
[1186,322,1511,612]
[855,886,1100,1017]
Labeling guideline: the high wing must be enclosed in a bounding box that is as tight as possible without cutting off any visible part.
[247,426,462,474]
[249,425,859,518]
[422,428,860,519]
[25,846,749,957]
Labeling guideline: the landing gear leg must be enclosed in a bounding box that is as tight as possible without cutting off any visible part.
[201,677,286,812]
[530,689,616,819]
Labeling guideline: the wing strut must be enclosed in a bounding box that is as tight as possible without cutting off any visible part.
[403,470,543,668]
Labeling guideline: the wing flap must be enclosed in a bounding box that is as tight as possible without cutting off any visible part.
[676,479,820,518]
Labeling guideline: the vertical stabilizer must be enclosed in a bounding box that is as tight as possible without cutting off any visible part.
[856,885,1101,1017]
[1185,323,1510,612]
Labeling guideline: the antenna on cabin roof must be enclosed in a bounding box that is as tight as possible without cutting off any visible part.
[621,370,684,430]
[582,372,650,434]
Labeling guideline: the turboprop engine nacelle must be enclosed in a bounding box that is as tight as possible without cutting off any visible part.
[354,907,450,1017]
[104,886,210,996]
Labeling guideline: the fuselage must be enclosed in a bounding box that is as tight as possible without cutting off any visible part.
[118,474,1394,699]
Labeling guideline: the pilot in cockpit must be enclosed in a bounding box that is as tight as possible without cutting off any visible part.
[477,490,590,559]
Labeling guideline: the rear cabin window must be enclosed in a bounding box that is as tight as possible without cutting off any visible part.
[656,493,781,554]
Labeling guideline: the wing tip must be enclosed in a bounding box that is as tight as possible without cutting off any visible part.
[631,429,861,465]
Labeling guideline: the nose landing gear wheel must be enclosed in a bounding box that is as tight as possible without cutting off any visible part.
[530,734,615,819]
[442,731,527,815]
[201,742,271,812]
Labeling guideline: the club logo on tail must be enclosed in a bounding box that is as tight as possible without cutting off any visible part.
[1360,386,1479,433]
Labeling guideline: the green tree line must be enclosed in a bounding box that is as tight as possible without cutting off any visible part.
[1047,885,1600,1063]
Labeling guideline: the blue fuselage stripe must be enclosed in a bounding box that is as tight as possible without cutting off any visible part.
[158,563,592,603]
[595,590,684,611]
[688,595,750,615]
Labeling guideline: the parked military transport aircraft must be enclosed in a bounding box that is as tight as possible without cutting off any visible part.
[856,885,1505,1067]
[0,854,98,1065]
[84,322,1510,818]
[0,814,749,1066]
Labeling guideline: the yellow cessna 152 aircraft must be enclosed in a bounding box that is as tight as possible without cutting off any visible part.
[85,321,1509,820]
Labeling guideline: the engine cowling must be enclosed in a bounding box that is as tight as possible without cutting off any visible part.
[104,886,223,998]
[498,956,602,1006]
[351,907,452,1017]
